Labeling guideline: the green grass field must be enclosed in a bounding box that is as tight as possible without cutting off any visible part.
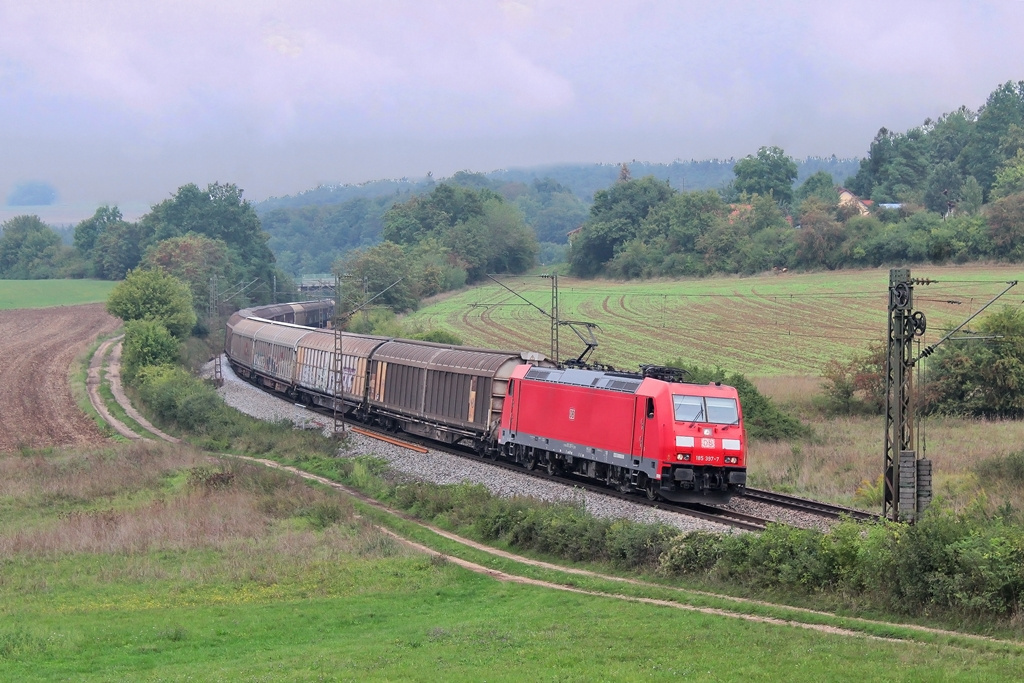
[4,443,1023,680]
[8,560,1024,681]
[0,279,117,310]
[404,265,1024,376]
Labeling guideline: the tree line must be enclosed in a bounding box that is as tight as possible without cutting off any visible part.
[254,159,858,277]
[567,82,1024,279]
[334,182,542,313]
[1,182,286,319]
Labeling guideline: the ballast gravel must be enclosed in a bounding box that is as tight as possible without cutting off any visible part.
[206,355,830,533]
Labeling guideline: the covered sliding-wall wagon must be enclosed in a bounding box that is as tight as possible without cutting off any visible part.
[366,340,544,445]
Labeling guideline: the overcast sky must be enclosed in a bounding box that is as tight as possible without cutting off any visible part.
[2,0,1024,220]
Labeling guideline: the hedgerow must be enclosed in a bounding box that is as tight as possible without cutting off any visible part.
[333,458,1024,621]
[660,508,1024,618]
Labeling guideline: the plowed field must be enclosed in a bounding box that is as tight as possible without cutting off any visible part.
[0,303,120,452]
[405,265,1024,376]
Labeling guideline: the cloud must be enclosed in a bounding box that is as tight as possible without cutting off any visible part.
[2,1,1024,205]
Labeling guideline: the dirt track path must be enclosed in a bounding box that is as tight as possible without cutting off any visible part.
[0,303,120,453]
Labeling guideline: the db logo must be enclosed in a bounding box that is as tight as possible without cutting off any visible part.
[569,408,576,421]
[701,438,715,448]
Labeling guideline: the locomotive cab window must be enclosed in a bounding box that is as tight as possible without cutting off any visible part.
[706,397,739,424]
[673,395,739,425]
[509,380,515,396]
[673,395,703,422]
[646,397,655,419]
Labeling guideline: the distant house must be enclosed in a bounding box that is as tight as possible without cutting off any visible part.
[837,188,872,216]
[566,226,583,244]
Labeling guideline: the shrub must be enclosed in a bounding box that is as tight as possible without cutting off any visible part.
[135,366,227,433]
[658,510,1024,619]
[819,342,886,416]
[106,268,196,339]
[409,330,463,345]
[924,307,1024,418]
[658,531,724,575]
[121,319,180,384]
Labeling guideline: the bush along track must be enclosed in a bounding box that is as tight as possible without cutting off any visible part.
[85,341,1024,648]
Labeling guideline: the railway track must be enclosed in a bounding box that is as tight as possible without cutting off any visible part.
[223,355,876,534]
[348,422,771,532]
[351,423,883,531]
[744,487,881,523]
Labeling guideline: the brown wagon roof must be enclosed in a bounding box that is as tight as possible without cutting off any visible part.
[372,340,521,374]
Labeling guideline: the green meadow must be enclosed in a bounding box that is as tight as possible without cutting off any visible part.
[404,264,1024,376]
[0,279,118,310]
[3,443,1023,681]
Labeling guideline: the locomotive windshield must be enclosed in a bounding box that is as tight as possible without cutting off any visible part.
[673,395,739,425]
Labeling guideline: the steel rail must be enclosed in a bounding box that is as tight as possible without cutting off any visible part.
[744,487,881,522]
[321,411,771,533]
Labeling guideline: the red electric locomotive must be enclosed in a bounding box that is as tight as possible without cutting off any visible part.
[499,365,746,503]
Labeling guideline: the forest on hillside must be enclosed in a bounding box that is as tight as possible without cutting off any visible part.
[253,157,859,275]
[568,81,1024,279]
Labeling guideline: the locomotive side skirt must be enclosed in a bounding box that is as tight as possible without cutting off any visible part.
[501,428,658,474]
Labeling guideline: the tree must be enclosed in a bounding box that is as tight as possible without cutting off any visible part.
[143,233,232,309]
[925,307,1024,418]
[990,149,1024,199]
[959,176,984,215]
[959,81,1024,195]
[106,268,197,339]
[93,219,147,279]
[513,178,588,244]
[380,184,535,285]
[382,183,490,244]
[589,175,675,227]
[987,191,1024,260]
[140,183,276,302]
[569,176,675,276]
[0,215,71,279]
[794,170,839,208]
[796,198,845,268]
[922,161,965,215]
[732,146,798,205]
[641,190,725,254]
[73,205,123,260]
[336,242,418,314]
[477,199,538,275]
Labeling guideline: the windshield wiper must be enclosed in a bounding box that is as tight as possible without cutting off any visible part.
[689,406,704,427]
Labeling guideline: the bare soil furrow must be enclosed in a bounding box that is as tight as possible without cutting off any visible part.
[0,304,120,452]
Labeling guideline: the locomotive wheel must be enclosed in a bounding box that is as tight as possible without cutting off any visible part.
[546,456,557,476]
[645,480,660,501]
[525,449,538,471]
